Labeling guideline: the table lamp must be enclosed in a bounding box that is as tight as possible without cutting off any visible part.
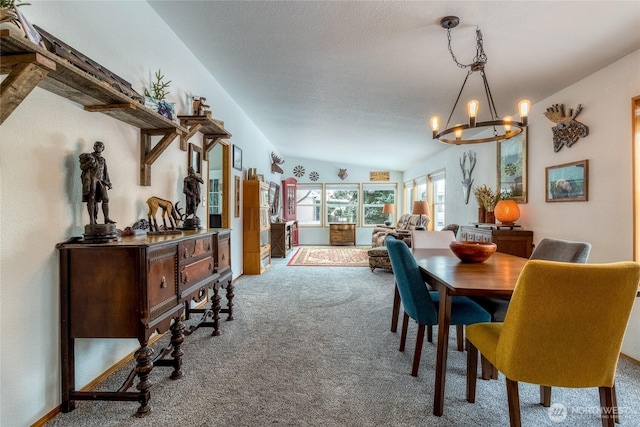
[382,203,395,226]
[494,199,521,225]
[412,201,429,231]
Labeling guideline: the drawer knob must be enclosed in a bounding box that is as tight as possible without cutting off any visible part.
[184,272,189,283]
[161,276,167,288]
[209,262,213,271]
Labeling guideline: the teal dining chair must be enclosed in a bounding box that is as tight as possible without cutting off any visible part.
[386,237,491,376]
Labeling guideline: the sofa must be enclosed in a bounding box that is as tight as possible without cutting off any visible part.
[371,213,428,248]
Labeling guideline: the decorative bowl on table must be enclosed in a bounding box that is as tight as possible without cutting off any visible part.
[449,241,497,263]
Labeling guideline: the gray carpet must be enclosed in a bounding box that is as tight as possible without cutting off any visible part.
[47,252,640,426]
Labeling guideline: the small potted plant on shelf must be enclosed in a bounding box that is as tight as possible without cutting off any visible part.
[144,69,175,121]
[473,184,500,224]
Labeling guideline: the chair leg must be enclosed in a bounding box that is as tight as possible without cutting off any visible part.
[399,312,409,352]
[540,385,551,407]
[427,325,433,342]
[456,325,464,351]
[391,284,400,332]
[466,339,478,403]
[481,355,498,380]
[505,378,522,427]
[612,383,619,424]
[598,386,617,427]
[411,324,425,377]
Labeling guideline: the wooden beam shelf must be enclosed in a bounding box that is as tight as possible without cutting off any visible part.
[1,27,188,186]
[178,115,232,161]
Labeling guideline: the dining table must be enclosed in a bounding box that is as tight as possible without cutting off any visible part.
[400,248,530,416]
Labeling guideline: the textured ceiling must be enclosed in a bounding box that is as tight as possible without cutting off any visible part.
[149,1,640,171]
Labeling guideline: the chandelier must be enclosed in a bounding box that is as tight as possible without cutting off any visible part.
[430,16,530,144]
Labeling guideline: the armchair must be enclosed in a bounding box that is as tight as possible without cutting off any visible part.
[371,213,428,247]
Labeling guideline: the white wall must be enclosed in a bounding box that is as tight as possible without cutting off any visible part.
[283,156,403,245]
[0,2,275,425]
[404,50,640,357]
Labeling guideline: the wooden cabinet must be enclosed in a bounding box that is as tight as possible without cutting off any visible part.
[243,180,271,274]
[57,229,232,417]
[460,225,533,258]
[271,220,298,258]
[282,177,297,221]
[330,223,356,246]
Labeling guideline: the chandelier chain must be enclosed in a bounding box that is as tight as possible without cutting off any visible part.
[446,27,487,70]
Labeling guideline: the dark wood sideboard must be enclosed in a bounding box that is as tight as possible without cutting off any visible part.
[271,220,298,258]
[460,225,533,258]
[57,229,232,417]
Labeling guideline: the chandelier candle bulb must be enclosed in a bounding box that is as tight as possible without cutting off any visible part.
[504,116,512,132]
[518,100,531,125]
[430,116,440,138]
[467,100,479,127]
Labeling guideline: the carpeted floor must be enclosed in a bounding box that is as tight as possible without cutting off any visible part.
[287,246,370,267]
[45,250,640,426]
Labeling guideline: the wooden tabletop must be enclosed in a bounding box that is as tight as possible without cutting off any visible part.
[412,248,529,297]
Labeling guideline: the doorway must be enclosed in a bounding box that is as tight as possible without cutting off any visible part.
[208,141,231,229]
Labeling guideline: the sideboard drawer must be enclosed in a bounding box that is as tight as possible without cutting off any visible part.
[148,245,179,320]
[179,236,213,260]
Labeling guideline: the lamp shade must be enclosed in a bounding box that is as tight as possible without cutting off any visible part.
[412,201,429,215]
[382,203,395,214]
[494,200,520,224]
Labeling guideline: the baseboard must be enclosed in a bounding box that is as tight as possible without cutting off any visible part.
[620,352,640,366]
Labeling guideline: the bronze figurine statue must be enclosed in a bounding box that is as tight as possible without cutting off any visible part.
[182,166,204,229]
[79,141,118,242]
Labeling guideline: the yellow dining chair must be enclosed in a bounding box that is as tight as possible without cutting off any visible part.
[465,260,640,427]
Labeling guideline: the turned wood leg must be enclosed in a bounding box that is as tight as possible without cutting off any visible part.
[540,385,551,407]
[134,344,154,417]
[211,285,222,336]
[506,378,522,427]
[466,339,478,403]
[399,312,409,352]
[169,317,185,380]
[225,281,235,321]
[427,325,433,342]
[599,386,617,427]
[412,324,425,377]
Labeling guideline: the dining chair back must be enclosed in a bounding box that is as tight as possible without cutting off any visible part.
[465,260,640,427]
[411,230,456,249]
[529,237,591,262]
[386,237,490,376]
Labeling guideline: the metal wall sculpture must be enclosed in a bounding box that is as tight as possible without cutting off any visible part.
[460,150,476,204]
[544,103,589,152]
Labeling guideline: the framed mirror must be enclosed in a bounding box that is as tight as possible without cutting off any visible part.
[269,181,280,216]
[497,129,527,203]
[207,140,231,228]
[189,143,202,174]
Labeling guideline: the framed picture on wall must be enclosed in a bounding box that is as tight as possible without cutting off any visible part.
[497,129,527,203]
[189,143,202,174]
[545,159,589,202]
[233,145,242,171]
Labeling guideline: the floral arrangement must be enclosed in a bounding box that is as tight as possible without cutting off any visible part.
[473,184,500,212]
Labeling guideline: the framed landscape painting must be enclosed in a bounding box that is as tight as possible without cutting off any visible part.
[545,159,589,202]
[497,129,527,203]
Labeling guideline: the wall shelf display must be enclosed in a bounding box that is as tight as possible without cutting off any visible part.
[281,177,297,221]
[243,180,271,274]
[0,28,248,187]
[177,115,231,156]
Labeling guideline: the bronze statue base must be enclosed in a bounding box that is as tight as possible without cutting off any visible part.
[83,224,119,243]
[181,217,202,230]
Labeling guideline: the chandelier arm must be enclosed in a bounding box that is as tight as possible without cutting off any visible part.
[481,71,500,121]
[436,121,524,144]
[444,71,472,131]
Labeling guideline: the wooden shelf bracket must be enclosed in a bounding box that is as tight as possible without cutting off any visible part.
[0,53,56,125]
[140,128,183,186]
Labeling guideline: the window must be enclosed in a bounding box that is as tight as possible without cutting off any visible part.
[429,171,446,230]
[326,184,358,224]
[362,183,396,226]
[415,176,427,202]
[403,181,414,215]
[296,184,322,226]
